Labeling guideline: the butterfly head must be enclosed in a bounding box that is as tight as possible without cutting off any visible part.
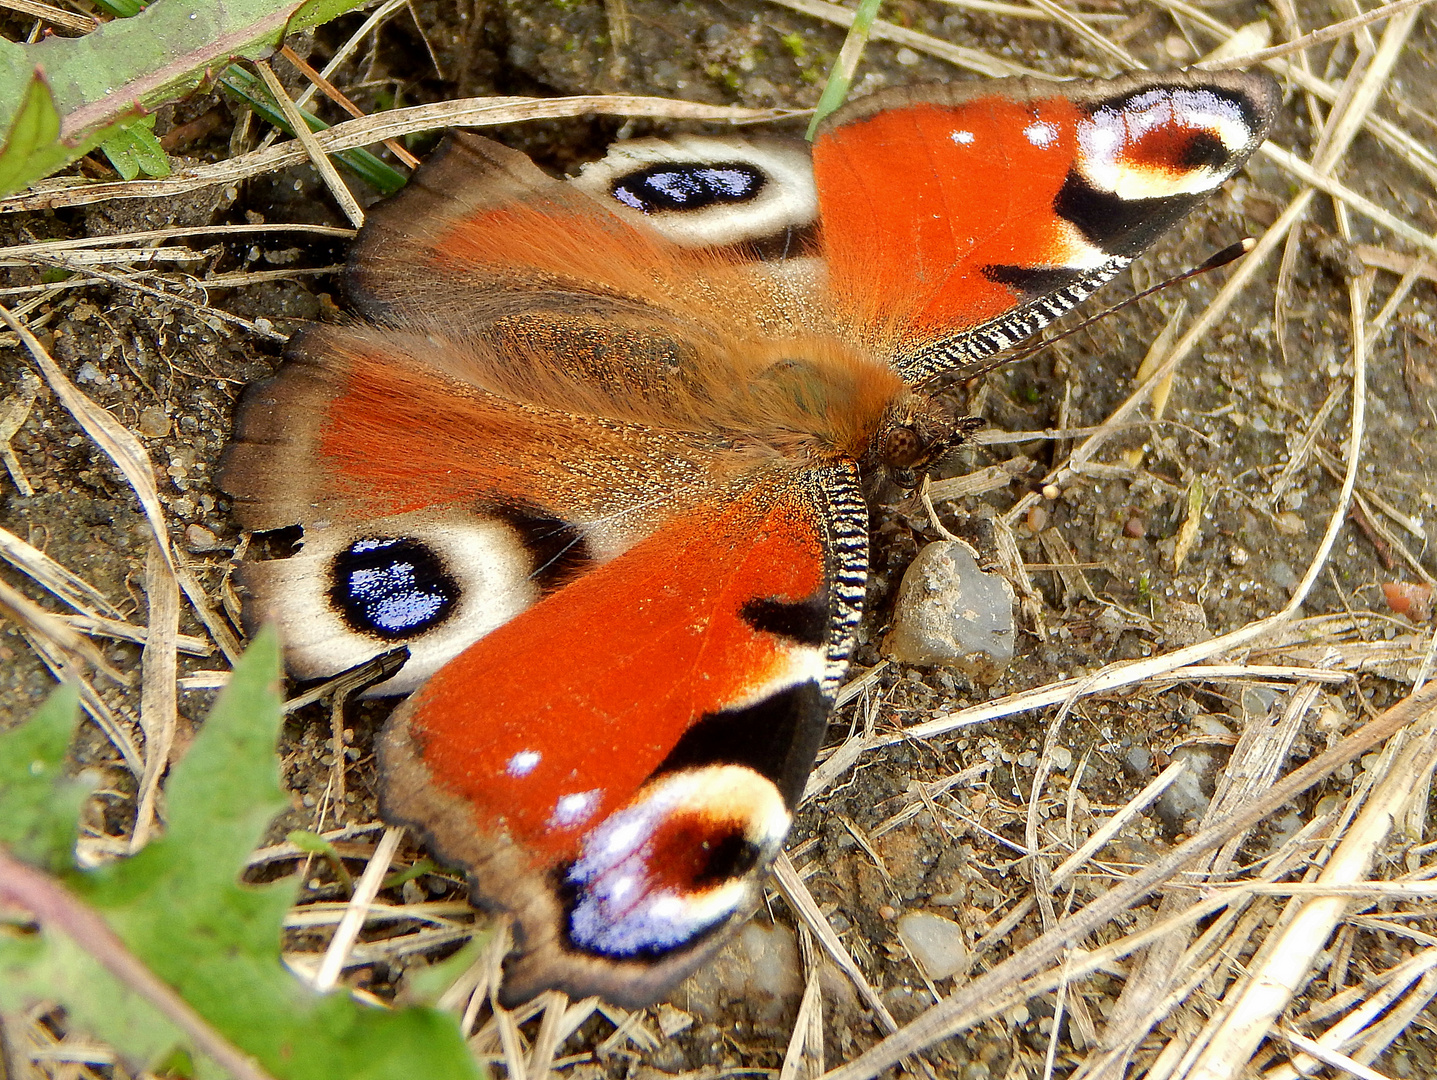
[871,392,983,489]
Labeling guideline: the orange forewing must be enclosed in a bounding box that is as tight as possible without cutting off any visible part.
[814,96,1085,337]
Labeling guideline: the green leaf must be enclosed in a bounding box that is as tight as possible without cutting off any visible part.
[0,1,370,197]
[290,0,367,33]
[0,683,92,873]
[0,71,66,198]
[100,115,171,181]
[0,628,483,1079]
[88,0,148,15]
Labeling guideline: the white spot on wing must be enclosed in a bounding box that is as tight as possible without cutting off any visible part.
[506,750,541,777]
[1024,121,1059,148]
[549,790,602,829]
[950,129,974,145]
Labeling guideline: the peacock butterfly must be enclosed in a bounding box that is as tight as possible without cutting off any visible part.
[220,69,1279,1007]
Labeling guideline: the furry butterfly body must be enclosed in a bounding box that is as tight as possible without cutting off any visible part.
[221,70,1279,1006]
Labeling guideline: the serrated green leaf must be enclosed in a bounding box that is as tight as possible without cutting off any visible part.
[0,628,484,1079]
[0,683,92,873]
[100,115,171,181]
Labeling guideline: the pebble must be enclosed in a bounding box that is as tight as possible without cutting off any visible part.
[896,911,968,981]
[883,540,1015,682]
[1155,726,1229,835]
[1124,515,1147,539]
[185,524,223,551]
[1274,511,1307,536]
[1267,560,1299,592]
[137,405,171,438]
[1164,599,1210,647]
[1123,745,1152,777]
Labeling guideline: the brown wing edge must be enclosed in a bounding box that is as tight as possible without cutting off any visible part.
[344,132,565,323]
[375,463,870,1008]
[217,326,347,533]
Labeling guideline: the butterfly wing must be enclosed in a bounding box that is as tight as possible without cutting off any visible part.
[220,127,904,698]
[219,324,731,694]
[378,462,867,1006]
[809,69,1280,382]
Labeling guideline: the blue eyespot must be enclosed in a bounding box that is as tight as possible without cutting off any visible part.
[611,162,766,214]
[330,537,458,639]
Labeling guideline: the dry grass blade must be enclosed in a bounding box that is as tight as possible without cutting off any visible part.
[773,852,900,1035]
[0,524,123,619]
[130,541,180,852]
[0,574,126,685]
[27,256,289,342]
[279,44,421,169]
[1176,715,1437,1077]
[0,223,354,259]
[1273,1029,1394,1080]
[780,952,826,1080]
[766,0,1050,77]
[0,368,39,494]
[1198,0,1435,69]
[0,301,244,667]
[1,0,96,32]
[0,302,173,571]
[1259,144,1437,258]
[1,96,797,214]
[254,59,365,229]
[820,684,1437,1080]
[1023,0,1140,67]
[311,826,404,993]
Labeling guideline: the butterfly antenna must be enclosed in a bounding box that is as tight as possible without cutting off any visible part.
[944,238,1255,384]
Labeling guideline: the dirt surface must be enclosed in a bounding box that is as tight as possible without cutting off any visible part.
[3,1,1436,1076]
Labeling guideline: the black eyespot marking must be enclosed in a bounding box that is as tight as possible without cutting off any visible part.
[610,162,767,214]
[982,263,1088,297]
[741,596,827,648]
[691,830,761,887]
[1176,130,1229,171]
[329,537,459,640]
[490,506,594,593]
[656,681,827,805]
[1054,170,1193,258]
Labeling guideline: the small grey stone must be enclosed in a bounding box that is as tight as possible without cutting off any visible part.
[883,541,1015,682]
[897,911,967,981]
